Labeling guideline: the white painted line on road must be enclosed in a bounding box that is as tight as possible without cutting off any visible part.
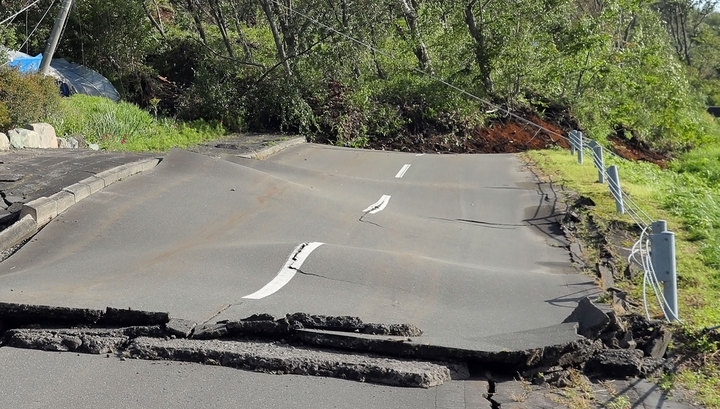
[395,164,411,179]
[242,242,324,300]
[363,195,391,215]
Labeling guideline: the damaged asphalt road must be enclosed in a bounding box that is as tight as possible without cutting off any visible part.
[0,298,674,387]
[0,143,700,408]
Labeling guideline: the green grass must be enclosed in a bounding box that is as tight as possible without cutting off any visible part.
[46,94,225,152]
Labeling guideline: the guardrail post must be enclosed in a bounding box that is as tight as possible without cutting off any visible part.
[589,140,605,183]
[569,130,584,164]
[607,165,624,214]
[650,220,679,322]
[576,131,584,165]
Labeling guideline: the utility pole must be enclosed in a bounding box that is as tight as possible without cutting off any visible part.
[39,0,73,75]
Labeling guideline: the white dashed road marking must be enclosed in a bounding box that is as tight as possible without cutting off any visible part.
[395,164,411,179]
[363,195,391,215]
[242,242,324,300]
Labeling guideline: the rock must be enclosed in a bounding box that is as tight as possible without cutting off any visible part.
[24,123,58,148]
[563,297,610,339]
[0,132,9,150]
[58,136,80,149]
[8,128,40,149]
[585,348,644,378]
[88,143,100,151]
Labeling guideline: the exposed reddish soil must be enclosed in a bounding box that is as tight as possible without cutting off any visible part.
[366,114,669,166]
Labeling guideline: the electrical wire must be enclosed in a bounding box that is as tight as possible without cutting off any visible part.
[0,0,41,25]
[14,0,55,55]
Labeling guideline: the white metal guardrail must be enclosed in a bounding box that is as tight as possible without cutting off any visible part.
[569,130,679,322]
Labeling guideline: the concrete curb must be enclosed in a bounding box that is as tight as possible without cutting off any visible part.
[0,215,38,253]
[1,157,161,253]
[238,137,306,160]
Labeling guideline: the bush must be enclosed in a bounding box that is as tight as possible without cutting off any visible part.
[0,68,61,133]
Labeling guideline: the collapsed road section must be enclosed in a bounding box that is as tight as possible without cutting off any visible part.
[0,299,673,388]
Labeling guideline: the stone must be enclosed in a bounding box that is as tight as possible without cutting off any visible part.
[58,136,80,149]
[88,143,100,151]
[8,128,40,149]
[585,348,644,378]
[24,123,58,148]
[562,297,610,339]
[0,132,9,150]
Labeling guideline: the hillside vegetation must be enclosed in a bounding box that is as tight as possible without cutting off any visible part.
[3,0,720,150]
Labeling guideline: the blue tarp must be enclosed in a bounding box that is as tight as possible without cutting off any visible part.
[7,53,42,72]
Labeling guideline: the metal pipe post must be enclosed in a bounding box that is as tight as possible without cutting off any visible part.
[589,140,605,183]
[607,165,624,214]
[650,220,679,322]
[569,130,577,154]
[576,131,584,165]
[39,0,73,75]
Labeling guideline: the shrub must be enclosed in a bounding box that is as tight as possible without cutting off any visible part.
[0,67,60,132]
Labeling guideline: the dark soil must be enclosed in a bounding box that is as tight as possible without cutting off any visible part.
[365,113,669,167]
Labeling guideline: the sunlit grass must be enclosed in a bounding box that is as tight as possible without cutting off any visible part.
[46,94,225,152]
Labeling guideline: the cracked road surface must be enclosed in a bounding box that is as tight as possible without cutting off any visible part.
[0,144,603,407]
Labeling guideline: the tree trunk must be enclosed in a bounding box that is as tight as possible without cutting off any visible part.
[185,0,207,45]
[208,0,235,58]
[398,0,433,73]
[464,0,494,93]
[259,0,292,77]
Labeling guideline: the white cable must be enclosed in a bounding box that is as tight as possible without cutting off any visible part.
[0,0,41,25]
[14,0,56,58]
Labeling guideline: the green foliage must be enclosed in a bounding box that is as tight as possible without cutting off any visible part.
[0,67,60,133]
[47,94,224,152]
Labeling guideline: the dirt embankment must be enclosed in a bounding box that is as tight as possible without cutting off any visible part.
[366,110,668,166]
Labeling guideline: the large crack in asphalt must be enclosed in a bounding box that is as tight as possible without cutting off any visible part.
[0,299,674,391]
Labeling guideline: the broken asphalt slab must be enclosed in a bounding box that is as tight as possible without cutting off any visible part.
[0,298,679,390]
